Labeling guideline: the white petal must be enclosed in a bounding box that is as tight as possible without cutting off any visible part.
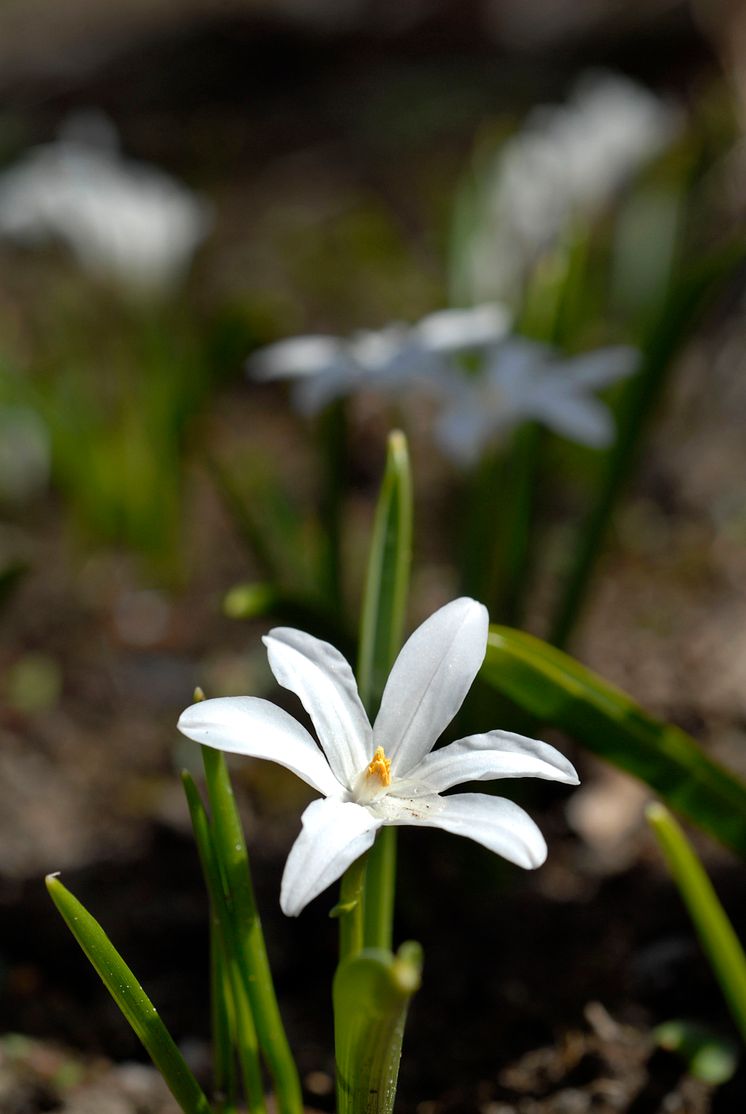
[403,791,547,869]
[373,598,489,776]
[433,400,498,467]
[248,336,345,381]
[416,304,511,352]
[408,729,579,792]
[560,346,638,390]
[263,628,372,788]
[280,798,381,916]
[531,388,615,448]
[177,696,342,797]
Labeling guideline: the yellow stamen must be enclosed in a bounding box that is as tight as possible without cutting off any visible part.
[366,746,392,787]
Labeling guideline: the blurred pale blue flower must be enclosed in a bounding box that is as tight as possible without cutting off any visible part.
[434,340,638,466]
[248,303,511,414]
[0,112,212,297]
[178,597,578,916]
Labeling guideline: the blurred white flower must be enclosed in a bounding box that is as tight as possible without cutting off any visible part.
[248,303,511,414]
[434,340,637,466]
[462,71,679,305]
[178,597,578,916]
[0,111,212,297]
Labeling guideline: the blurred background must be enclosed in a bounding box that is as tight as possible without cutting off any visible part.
[1,1,746,1111]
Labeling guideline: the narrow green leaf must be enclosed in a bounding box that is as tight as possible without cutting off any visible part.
[647,803,746,1044]
[182,772,266,1114]
[45,875,213,1114]
[210,924,239,1114]
[334,943,422,1114]
[357,431,413,952]
[357,430,413,714]
[201,749,302,1114]
[481,626,746,857]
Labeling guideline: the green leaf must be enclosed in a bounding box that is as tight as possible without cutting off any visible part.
[357,430,413,952]
[200,749,302,1114]
[181,772,265,1114]
[481,626,746,857]
[648,803,746,1044]
[45,875,213,1114]
[357,430,413,714]
[334,942,422,1114]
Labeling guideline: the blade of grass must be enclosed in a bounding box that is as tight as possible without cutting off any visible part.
[481,625,746,857]
[46,875,213,1114]
[647,802,746,1042]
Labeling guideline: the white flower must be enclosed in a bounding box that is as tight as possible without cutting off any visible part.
[0,111,212,297]
[178,598,577,916]
[247,303,511,415]
[461,71,679,305]
[434,339,637,466]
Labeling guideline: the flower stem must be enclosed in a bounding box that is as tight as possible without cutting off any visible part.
[362,828,396,951]
[333,852,369,962]
[201,750,302,1114]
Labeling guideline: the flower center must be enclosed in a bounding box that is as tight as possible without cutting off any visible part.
[366,746,392,788]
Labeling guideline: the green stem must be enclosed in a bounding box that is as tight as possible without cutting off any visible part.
[647,802,746,1043]
[361,828,396,952]
[201,750,302,1114]
[334,852,369,962]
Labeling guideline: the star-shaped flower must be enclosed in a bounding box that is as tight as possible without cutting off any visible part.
[434,339,637,466]
[247,304,510,415]
[178,598,578,916]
